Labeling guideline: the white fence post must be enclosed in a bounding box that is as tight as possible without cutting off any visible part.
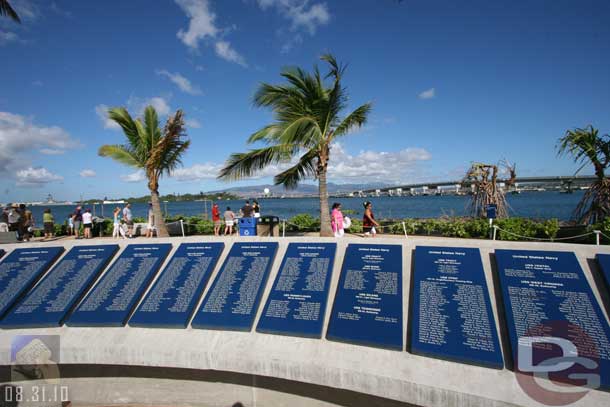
[180,219,185,237]
[493,225,498,241]
[595,230,601,245]
[402,221,408,239]
[282,220,286,238]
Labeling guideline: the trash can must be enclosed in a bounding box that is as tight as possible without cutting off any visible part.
[91,217,106,237]
[239,217,257,236]
[257,215,280,237]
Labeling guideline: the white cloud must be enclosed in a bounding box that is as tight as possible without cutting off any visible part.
[156,69,202,95]
[175,0,219,49]
[96,96,172,130]
[214,40,247,67]
[39,148,65,155]
[0,111,80,173]
[80,169,96,178]
[147,97,171,116]
[257,0,330,38]
[171,163,223,181]
[95,104,121,130]
[175,0,248,67]
[121,170,146,183]
[0,31,19,46]
[12,0,39,21]
[50,2,72,18]
[328,143,431,183]
[126,96,172,116]
[185,118,202,128]
[16,167,63,187]
[418,88,435,100]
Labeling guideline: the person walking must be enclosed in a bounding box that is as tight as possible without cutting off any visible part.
[252,200,261,219]
[7,204,20,237]
[212,203,221,236]
[122,203,133,238]
[82,208,93,239]
[145,203,155,238]
[224,206,236,235]
[363,201,380,238]
[72,206,83,239]
[331,202,345,238]
[112,207,126,239]
[20,204,33,242]
[43,208,55,239]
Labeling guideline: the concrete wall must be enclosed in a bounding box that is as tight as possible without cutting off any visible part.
[1,235,609,407]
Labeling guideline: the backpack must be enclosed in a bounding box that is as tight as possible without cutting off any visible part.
[7,209,20,224]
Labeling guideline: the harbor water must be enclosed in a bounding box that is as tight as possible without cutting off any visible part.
[17,191,584,224]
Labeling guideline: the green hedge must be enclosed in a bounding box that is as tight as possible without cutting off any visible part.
[28,213,609,244]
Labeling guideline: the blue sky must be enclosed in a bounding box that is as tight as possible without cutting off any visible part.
[1,0,609,201]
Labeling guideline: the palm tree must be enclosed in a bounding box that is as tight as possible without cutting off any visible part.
[218,54,372,236]
[99,106,191,237]
[558,125,610,224]
[0,0,20,23]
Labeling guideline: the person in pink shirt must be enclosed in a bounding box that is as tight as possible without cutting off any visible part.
[331,202,345,238]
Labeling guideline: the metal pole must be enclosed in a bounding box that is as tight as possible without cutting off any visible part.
[402,221,408,239]
[282,220,286,238]
[493,225,498,241]
[595,230,601,246]
[180,219,185,237]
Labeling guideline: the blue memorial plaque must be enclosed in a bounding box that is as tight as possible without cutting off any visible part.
[129,242,225,328]
[191,242,278,331]
[597,254,610,300]
[67,244,172,327]
[495,250,610,389]
[411,246,503,368]
[257,243,337,338]
[326,244,403,350]
[0,247,63,321]
[0,245,119,328]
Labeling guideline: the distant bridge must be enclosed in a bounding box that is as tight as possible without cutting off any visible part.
[352,175,598,196]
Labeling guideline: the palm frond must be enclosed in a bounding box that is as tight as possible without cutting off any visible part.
[108,107,143,151]
[321,54,347,80]
[143,106,161,150]
[558,126,599,163]
[0,0,20,23]
[274,149,318,189]
[333,103,372,138]
[98,145,141,168]
[218,144,296,181]
[149,110,188,174]
[247,124,283,144]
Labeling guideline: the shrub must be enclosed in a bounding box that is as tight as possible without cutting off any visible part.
[348,218,363,233]
[287,214,320,232]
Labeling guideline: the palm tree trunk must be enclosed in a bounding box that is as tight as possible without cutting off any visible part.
[318,169,333,237]
[150,189,169,237]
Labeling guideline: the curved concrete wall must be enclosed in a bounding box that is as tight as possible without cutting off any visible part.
[1,235,609,407]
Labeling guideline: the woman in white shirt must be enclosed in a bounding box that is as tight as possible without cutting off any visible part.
[82,209,93,239]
